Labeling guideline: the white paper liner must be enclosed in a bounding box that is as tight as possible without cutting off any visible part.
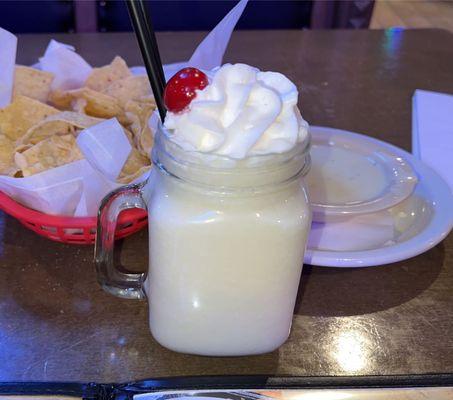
[189,0,248,71]
[0,161,84,215]
[39,39,93,91]
[0,27,17,108]
[130,0,247,80]
[77,118,131,181]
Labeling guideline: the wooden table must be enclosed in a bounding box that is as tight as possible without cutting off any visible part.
[1,29,453,383]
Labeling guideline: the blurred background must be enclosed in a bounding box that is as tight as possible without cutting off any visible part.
[0,0,452,34]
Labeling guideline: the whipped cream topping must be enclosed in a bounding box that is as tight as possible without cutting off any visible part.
[164,63,309,159]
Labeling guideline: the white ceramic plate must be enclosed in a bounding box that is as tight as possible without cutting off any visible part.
[307,126,418,222]
[304,127,453,268]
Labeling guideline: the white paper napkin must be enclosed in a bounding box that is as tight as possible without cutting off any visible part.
[412,89,453,189]
[0,27,17,107]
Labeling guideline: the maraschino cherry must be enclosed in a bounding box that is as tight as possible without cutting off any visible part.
[164,67,208,113]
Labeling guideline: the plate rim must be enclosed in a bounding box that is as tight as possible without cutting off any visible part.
[304,126,453,268]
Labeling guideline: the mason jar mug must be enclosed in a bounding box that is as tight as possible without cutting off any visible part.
[95,125,311,356]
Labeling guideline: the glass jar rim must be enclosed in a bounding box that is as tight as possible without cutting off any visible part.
[153,122,311,174]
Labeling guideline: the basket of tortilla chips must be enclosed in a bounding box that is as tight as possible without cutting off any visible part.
[0,37,153,244]
[0,1,247,244]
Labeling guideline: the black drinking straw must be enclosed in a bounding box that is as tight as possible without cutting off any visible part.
[137,0,166,88]
[126,0,167,121]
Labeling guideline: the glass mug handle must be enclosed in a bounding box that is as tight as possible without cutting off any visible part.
[94,181,148,300]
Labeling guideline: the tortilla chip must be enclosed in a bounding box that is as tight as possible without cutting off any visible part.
[72,97,87,114]
[0,95,59,141]
[13,66,54,103]
[85,56,132,92]
[14,134,83,177]
[58,87,126,123]
[103,75,155,107]
[137,116,154,158]
[124,100,144,128]
[14,143,33,154]
[17,112,105,146]
[124,100,155,157]
[117,165,151,184]
[0,135,18,176]
[117,147,150,183]
[48,89,73,110]
[46,111,105,129]
[20,120,75,145]
[123,127,135,145]
[49,87,126,122]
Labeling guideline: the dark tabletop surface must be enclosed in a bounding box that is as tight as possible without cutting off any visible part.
[1,29,453,382]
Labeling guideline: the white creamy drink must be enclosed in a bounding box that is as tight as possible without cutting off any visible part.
[145,64,311,356]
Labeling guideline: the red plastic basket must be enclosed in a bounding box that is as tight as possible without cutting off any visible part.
[0,191,148,245]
